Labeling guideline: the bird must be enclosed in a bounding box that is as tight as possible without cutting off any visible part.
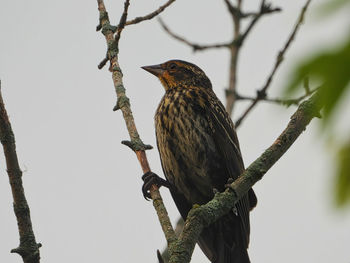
[141,59,257,263]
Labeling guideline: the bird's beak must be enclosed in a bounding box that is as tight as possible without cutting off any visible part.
[141,64,165,77]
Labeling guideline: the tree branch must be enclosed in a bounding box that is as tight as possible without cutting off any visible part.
[158,18,231,52]
[0,80,41,263]
[115,0,130,44]
[96,0,176,246]
[160,218,184,263]
[225,0,281,115]
[125,0,176,26]
[235,0,312,127]
[224,0,242,116]
[168,91,322,263]
[233,86,318,106]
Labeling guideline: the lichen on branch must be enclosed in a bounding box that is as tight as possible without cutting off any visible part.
[96,0,176,248]
[0,81,41,263]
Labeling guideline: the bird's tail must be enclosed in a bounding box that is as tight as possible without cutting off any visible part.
[197,215,250,263]
[222,243,250,263]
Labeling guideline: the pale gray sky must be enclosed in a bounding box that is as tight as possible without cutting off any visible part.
[0,1,349,263]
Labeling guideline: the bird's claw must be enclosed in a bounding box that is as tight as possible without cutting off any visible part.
[224,178,235,191]
[225,178,240,216]
[142,171,170,201]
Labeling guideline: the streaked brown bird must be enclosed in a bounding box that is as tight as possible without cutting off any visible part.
[142,60,257,263]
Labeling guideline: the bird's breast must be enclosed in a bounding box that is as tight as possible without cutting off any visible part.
[155,89,221,204]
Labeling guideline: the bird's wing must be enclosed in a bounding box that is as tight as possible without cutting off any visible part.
[206,90,253,247]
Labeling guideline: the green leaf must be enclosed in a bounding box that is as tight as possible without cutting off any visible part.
[335,140,350,207]
[284,25,350,208]
[285,36,350,122]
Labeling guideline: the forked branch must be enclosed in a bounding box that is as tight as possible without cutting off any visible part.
[225,0,281,115]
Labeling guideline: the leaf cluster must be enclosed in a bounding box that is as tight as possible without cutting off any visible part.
[285,0,350,207]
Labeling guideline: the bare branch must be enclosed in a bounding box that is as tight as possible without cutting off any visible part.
[235,0,312,127]
[115,0,130,44]
[225,0,280,116]
[96,0,176,245]
[125,0,176,26]
[158,18,231,51]
[234,86,318,106]
[0,80,41,263]
[224,0,243,116]
[239,1,281,46]
[224,0,280,20]
[168,91,322,263]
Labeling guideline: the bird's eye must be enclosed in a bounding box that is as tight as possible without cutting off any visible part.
[169,63,177,70]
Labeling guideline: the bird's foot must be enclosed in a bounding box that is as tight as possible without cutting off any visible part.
[224,178,235,191]
[224,178,239,215]
[142,172,170,200]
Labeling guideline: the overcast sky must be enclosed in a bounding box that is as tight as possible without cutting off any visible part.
[1,1,350,263]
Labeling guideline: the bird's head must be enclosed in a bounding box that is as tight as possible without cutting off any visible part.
[142,60,212,91]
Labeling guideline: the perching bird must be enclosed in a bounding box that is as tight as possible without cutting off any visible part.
[141,60,257,263]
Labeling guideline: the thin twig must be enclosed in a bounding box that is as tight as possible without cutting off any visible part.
[126,0,176,26]
[168,91,322,263]
[234,86,318,106]
[0,80,41,263]
[96,0,176,246]
[239,1,281,46]
[115,0,130,44]
[98,56,109,70]
[235,0,312,127]
[158,18,231,51]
